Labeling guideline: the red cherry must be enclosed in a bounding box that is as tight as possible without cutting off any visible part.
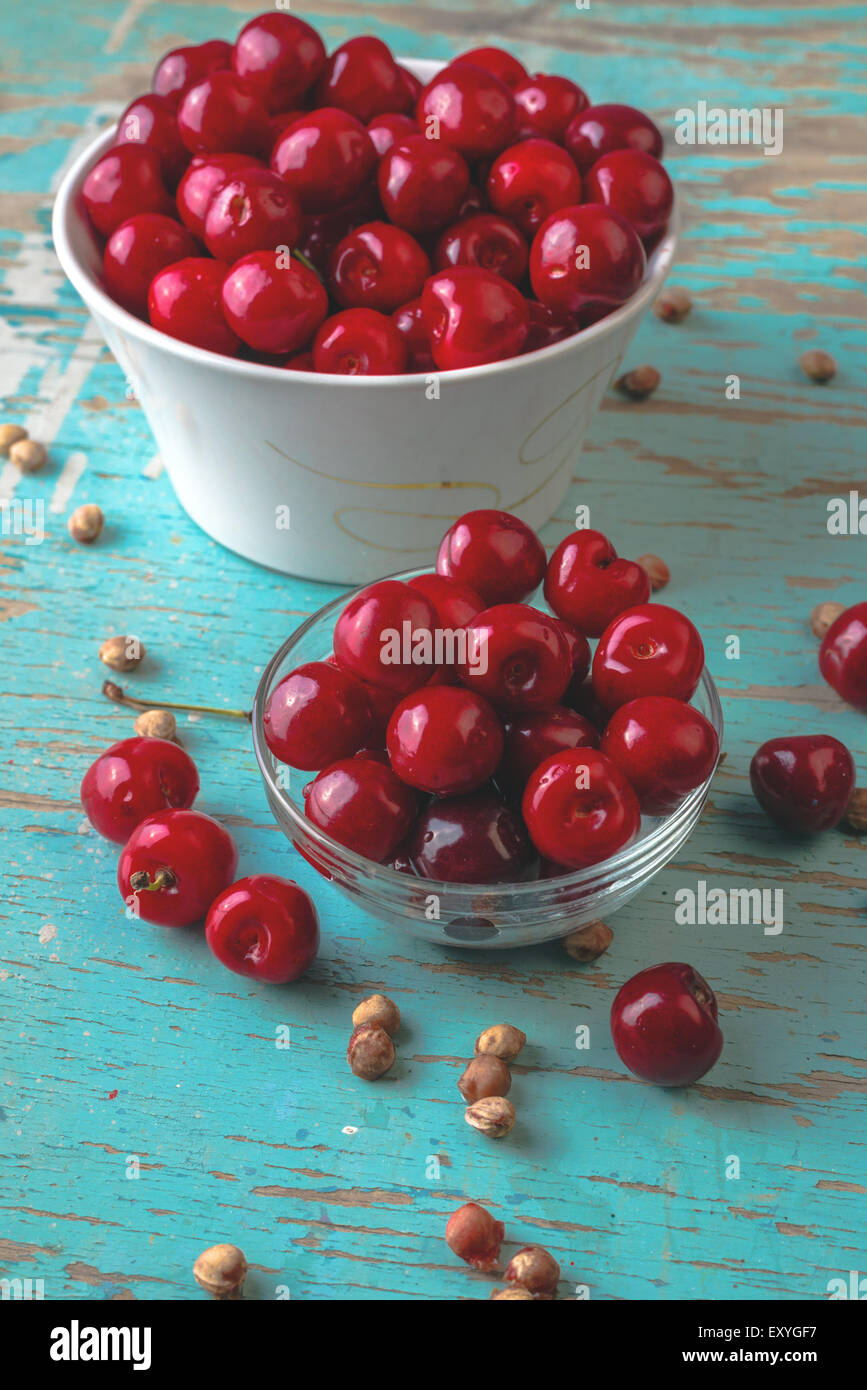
[564,103,663,175]
[391,298,435,372]
[176,153,263,238]
[266,109,307,158]
[313,307,407,375]
[457,602,572,712]
[592,603,705,711]
[406,572,484,627]
[283,351,315,372]
[749,734,855,834]
[80,737,199,844]
[433,212,528,284]
[264,660,373,770]
[611,963,723,1087]
[396,66,423,108]
[601,696,719,816]
[103,214,198,317]
[457,184,486,218]
[367,112,417,157]
[315,35,408,122]
[387,685,504,795]
[205,874,319,983]
[524,299,574,353]
[530,203,646,318]
[408,789,534,883]
[555,618,591,683]
[115,93,190,188]
[522,747,640,868]
[422,266,529,370]
[416,65,516,160]
[454,47,528,90]
[334,579,439,692]
[818,602,867,711]
[83,145,173,237]
[304,757,417,862]
[272,108,376,212]
[436,508,546,604]
[203,167,302,262]
[513,73,589,142]
[221,251,328,354]
[585,149,673,245]
[177,72,269,157]
[295,185,381,270]
[118,809,239,927]
[232,12,326,112]
[446,1202,505,1271]
[544,528,651,637]
[149,258,240,356]
[378,135,470,235]
[487,138,581,237]
[153,40,232,107]
[329,221,430,313]
[500,706,599,795]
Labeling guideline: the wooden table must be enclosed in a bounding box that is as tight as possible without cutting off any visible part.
[1,0,864,1302]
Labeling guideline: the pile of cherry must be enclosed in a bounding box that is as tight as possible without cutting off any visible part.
[82,13,672,373]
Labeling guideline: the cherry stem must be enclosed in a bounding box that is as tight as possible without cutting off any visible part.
[129,867,176,893]
[103,680,251,722]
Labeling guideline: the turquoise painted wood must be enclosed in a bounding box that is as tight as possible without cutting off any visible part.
[1,0,865,1302]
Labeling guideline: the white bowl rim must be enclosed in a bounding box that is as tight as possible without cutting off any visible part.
[52,56,680,388]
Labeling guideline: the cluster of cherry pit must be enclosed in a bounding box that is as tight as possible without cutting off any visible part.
[82,13,672,373]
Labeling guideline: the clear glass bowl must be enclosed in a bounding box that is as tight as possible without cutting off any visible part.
[252,571,724,950]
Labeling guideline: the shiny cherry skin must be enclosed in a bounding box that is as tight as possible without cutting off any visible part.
[334,579,439,694]
[749,734,855,834]
[83,145,173,237]
[391,298,435,371]
[545,528,651,637]
[611,962,723,1087]
[315,35,408,122]
[264,660,373,770]
[232,12,326,112]
[115,93,190,188]
[80,737,199,844]
[601,696,719,816]
[118,809,239,927]
[454,47,528,90]
[408,789,535,883]
[522,748,640,868]
[329,221,430,313]
[500,706,599,795]
[378,135,470,235]
[436,508,546,605]
[397,65,422,107]
[103,214,198,317]
[266,110,307,159]
[304,757,417,862]
[433,212,528,285]
[422,266,529,370]
[819,602,867,711]
[205,874,319,983]
[367,112,417,157]
[387,685,504,795]
[176,153,263,237]
[513,73,589,142]
[153,40,232,107]
[564,103,663,175]
[203,167,302,262]
[556,618,592,683]
[407,572,483,627]
[487,138,581,238]
[584,149,674,245]
[149,258,240,356]
[295,185,381,271]
[530,203,646,318]
[524,299,574,353]
[221,251,328,354]
[177,72,269,157]
[272,108,376,212]
[313,308,407,375]
[593,603,705,711]
[457,603,572,712]
[416,64,516,160]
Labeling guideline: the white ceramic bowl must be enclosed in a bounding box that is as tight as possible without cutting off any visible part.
[53,59,679,584]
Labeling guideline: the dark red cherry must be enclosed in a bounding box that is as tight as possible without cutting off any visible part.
[271,108,377,212]
[453,47,528,90]
[221,251,328,355]
[592,604,705,711]
[433,212,528,284]
[522,748,640,868]
[148,258,240,356]
[564,103,663,175]
[487,138,581,237]
[416,64,517,160]
[177,72,270,157]
[304,757,417,862]
[80,736,199,843]
[264,660,373,770]
[176,152,263,238]
[103,213,198,317]
[313,308,407,375]
[315,35,408,122]
[378,135,470,235]
[408,789,535,883]
[750,734,855,834]
[513,73,589,142]
[500,706,599,795]
[818,602,867,711]
[387,685,504,795]
[367,112,417,157]
[83,145,173,237]
[457,603,572,712]
[334,579,439,693]
[153,40,232,107]
[544,528,651,637]
[391,298,435,372]
[422,266,529,370]
[601,696,719,816]
[611,963,723,1087]
[406,572,484,627]
[584,149,674,245]
[205,875,319,983]
[115,93,190,188]
[203,167,302,262]
[529,203,646,319]
[329,221,430,313]
[232,12,326,112]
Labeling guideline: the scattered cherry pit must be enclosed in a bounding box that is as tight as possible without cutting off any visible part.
[82,12,674,374]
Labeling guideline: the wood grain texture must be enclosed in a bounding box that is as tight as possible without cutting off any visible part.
[0,0,865,1302]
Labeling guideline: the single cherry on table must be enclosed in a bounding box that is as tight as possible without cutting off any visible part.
[205,874,319,983]
[80,736,199,844]
[611,962,724,1086]
[750,734,855,833]
[118,808,239,927]
[818,601,867,711]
